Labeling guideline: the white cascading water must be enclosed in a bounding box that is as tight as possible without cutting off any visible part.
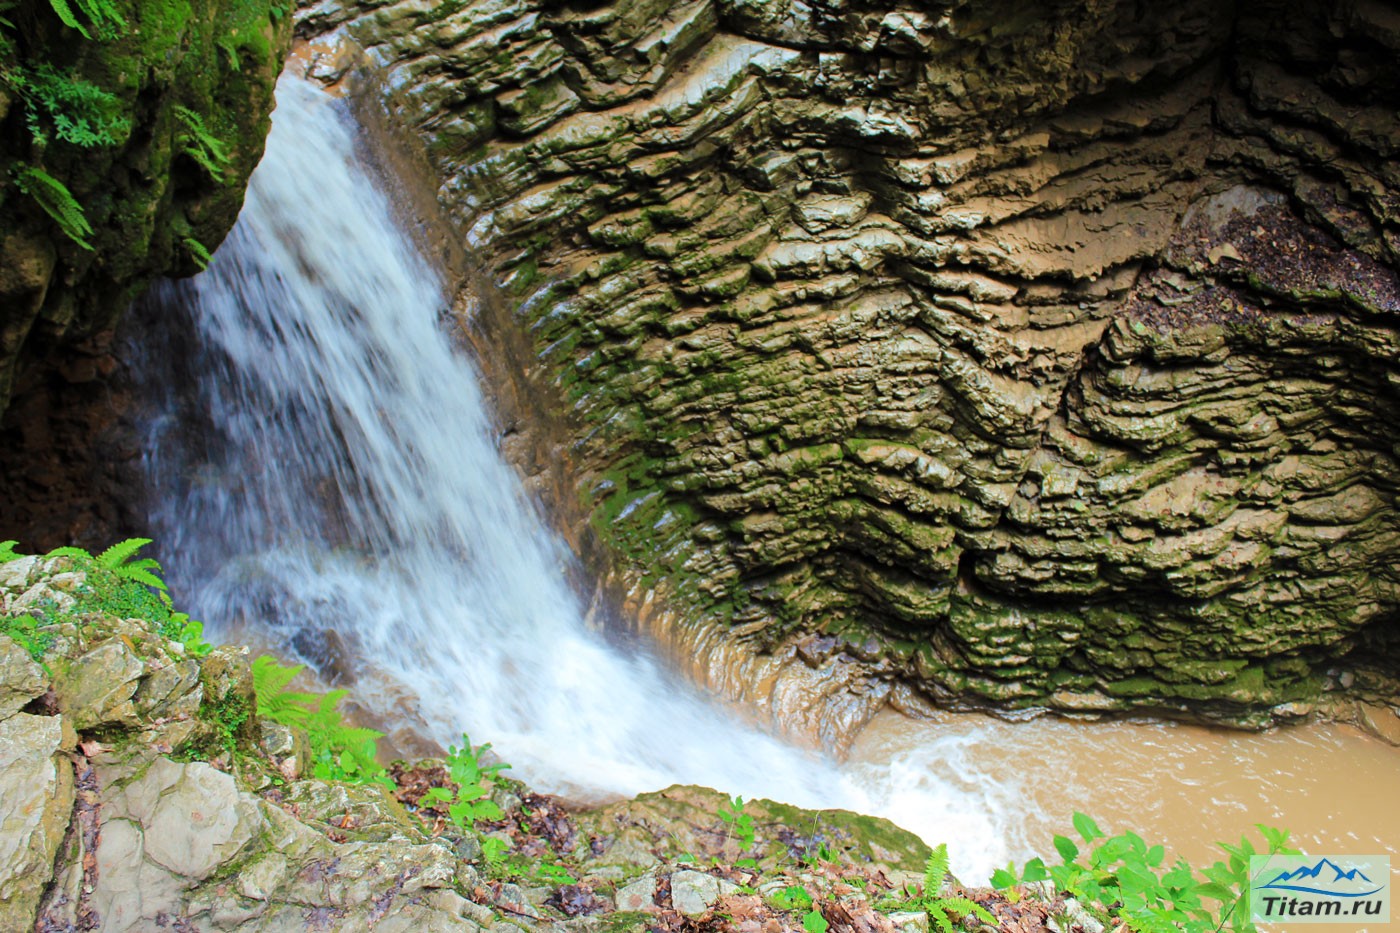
[132,76,1025,879]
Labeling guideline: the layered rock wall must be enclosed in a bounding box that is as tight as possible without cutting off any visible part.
[305,0,1400,721]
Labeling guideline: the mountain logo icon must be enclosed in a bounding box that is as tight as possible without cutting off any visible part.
[1259,858,1386,898]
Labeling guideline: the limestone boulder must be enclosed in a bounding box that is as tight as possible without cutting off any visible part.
[0,634,47,718]
[0,713,74,929]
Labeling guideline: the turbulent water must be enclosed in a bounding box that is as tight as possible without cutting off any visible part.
[133,76,1016,877]
[132,76,1398,886]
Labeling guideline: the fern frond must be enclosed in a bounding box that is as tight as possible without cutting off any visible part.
[315,688,350,714]
[183,236,213,270]
[934,897,994,925]
[329,725,384,748]
[44,0,90,36]
[927,908,953,933]
[95,537,152,568]
[13,166,93,249]
[252,655,318,723]
[924,843,950,894]
[115,560,167,588]
[15,65,129,149]
[173,105,230,183]
[45,545,93,560]
[0,541,20,563]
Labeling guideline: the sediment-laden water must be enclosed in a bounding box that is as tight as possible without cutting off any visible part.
[129,75,1398,884]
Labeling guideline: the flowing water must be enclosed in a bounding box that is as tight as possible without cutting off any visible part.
[130,75,1398,886]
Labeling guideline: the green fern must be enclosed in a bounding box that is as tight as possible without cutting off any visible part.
[173,105,230,183]
[252,655,392,788]
[183,235,213,270]
[924,844,951,892]
[878,844,995,933]
[43,0,87,35]
[251,655,319,725]
[45,544,93,560]
[13,166,93,249]
[43,538,169,590]
[42,0,125,39]
[0,540,20,563]
[94,537,168,591]
[11,63,129,148]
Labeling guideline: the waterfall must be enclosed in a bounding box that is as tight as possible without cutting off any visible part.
[131,75,1019,878]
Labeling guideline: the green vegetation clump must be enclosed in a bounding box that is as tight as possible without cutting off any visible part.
[251,654,395,789]
[249,652,394,784]
[0,611,55,664]
[877,844,995,933]
[0,0,288,343]
[992,812,1297,933]
[422,733,511,829]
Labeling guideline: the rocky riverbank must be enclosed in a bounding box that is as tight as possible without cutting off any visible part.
[4,546,1094,932]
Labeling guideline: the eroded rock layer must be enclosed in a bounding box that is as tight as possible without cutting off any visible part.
[298,0,1400,721]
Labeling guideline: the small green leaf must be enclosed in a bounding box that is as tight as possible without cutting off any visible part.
[1053,834,1079,863]
[1021,857,1049,883]
[1072,812,1104,843]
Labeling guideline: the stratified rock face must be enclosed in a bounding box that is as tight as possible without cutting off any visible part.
[298,0,1400,719]
[0,0,291,415]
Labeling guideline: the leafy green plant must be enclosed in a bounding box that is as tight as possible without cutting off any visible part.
[991,814,1297,933]
[878,844,993,933]
[769,886,813,911]
[0,540,20,563]
[10,63,129,147]
[481,836,509,869]
[183,235,214,270]
[251,655,392,788]
[12,166,93,249]
[160,611,214,658]
[48,537,169,591]
[804,841,838,865]
[767,884,828,932]
[1,613,55,666]
[718,794,759,869]
[173,105,230,182]
[535,862,578,886]
[43,0,126,39]
[422,733,512,831]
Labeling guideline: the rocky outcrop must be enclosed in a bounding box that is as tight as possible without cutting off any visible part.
[0,0,291,417]
[0,554,486,930]
[294,0,1400,722]
[0,549,965,931]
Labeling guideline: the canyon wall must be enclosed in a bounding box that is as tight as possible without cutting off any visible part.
[294,0,1400,722]
[0,0,290,543]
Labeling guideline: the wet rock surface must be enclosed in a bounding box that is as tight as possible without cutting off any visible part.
[292,0,1400,721]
